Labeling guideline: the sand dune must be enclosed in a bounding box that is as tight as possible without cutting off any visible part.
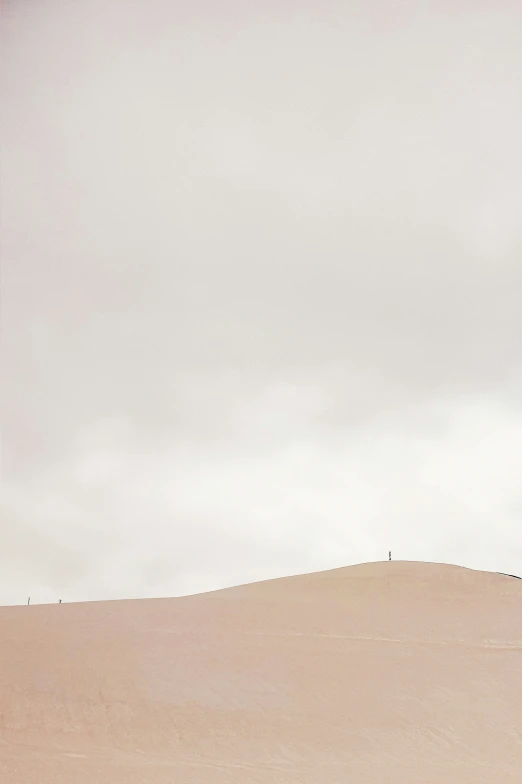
[1,560,521,782]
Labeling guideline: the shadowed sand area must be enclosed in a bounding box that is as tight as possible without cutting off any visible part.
[1,560,522,782]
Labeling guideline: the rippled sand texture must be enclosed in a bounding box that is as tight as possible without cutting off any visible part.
[1,561,521,782]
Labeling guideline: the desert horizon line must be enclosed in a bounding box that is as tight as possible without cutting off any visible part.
[7,557,521,609]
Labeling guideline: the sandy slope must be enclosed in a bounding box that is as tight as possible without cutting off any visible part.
[1,560,521,783]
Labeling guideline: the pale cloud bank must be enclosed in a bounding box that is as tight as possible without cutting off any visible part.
[2,0,521,604]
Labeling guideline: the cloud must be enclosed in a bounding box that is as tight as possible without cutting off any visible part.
[3,392,522,604]
[2,0,522,603]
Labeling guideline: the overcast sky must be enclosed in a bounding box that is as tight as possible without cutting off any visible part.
[2,0,521,605]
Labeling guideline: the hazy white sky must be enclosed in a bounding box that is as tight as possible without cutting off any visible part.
[2,0,521,604]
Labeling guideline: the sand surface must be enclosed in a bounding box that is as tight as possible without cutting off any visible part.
[1,560,521,782]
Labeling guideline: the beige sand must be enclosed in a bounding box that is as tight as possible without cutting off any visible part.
[1,560,521,782]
